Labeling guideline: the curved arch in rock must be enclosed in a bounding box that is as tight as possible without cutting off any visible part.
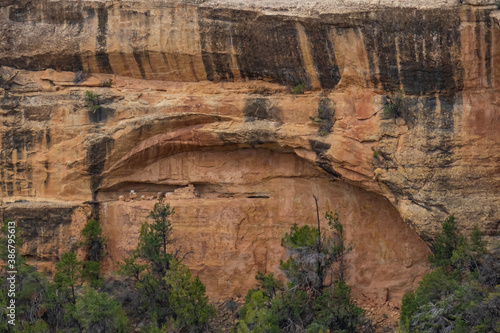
[97,124,430,308]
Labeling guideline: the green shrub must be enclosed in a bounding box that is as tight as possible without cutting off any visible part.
[382,91,405,118]
[74,288,128,333]
[292,83,306,95]
[165,260,216,331]
[85,91,101,113]
[237,291,279,333]
[307,280,365,333]
[400,216,499,333]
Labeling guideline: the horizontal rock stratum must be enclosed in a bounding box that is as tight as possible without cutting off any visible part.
[0,0,499,323]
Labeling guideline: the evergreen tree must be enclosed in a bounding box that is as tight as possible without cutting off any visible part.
[428,215,460,267]
[165,260,216,331]
[400,216,500,333]
[74,288,128,333]
[237,291,279,333]
[49,251,84,331]
[80,219,106,288]
[0,218,123,332]
[119,198,214,330]
[0,219,50,331]
[119,198,176,325]
[54,252,81,305]
[81,219,105,262]
[306,280,365,333]
[238,209,364,333]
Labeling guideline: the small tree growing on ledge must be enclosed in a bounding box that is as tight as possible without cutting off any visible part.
[382,90,406,118]
[85,91,101,113]
[291,83,306,95]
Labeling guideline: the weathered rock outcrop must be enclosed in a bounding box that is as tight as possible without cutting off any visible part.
[0,0,499,323]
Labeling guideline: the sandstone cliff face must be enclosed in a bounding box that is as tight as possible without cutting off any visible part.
[0,0,499,319]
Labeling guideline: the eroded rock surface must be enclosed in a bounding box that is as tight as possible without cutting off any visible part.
[0,0,499,323]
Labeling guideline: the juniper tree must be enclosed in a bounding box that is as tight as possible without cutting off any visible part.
[238,202,364,333]
[280,208,352,297]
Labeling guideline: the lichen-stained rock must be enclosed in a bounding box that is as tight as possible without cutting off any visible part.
[0,0,499,322]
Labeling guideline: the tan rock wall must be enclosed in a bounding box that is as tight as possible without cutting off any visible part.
[0,0,499,319]
[99,149,429,307]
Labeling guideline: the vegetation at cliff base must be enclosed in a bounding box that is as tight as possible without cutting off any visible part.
[118,198,215,331]
[236,209,367,333]
[0,202,368,332]
[0,199,215,333]
[0,216,129,333]
[400,215,500,333]
[6,199,498,333]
